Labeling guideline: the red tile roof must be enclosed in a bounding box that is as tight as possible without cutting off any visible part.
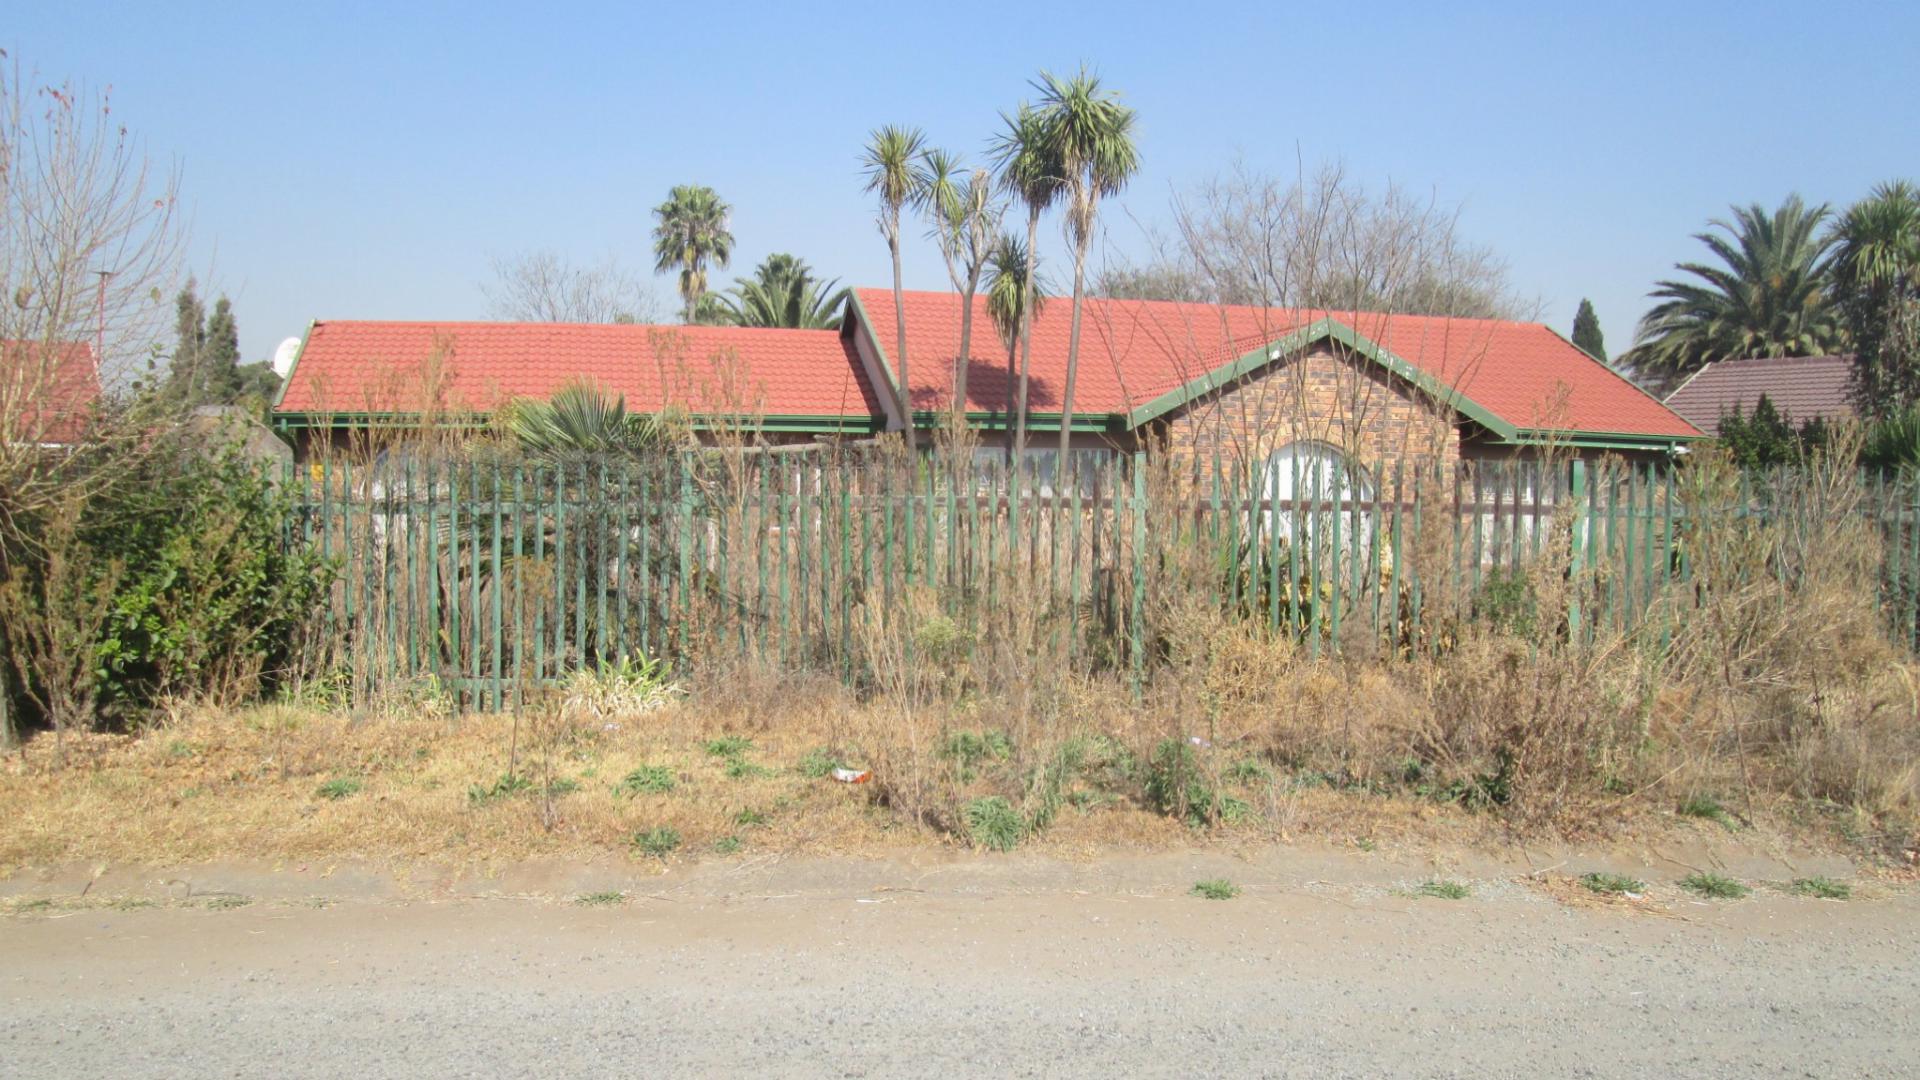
[2,340,100,445]
[851,289,1701,441]
[1662,354,1855,437]
[275,321,881,424]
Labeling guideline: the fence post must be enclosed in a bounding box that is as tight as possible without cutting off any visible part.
[1130,451,1147,697]
[1568,458,1588,638]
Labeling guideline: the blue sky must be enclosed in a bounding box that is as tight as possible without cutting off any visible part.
[15,1,1920,365]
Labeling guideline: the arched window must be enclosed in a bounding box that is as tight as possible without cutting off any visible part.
[1260,440,1374,552]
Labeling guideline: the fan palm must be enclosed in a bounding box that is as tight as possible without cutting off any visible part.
[1831,181,1920,416]
[651,185,735,325]
[511,381,671,460]
[861,125,929,450]
[985,233,1046,422]
[990,104,1066,459]
[1033,67,1140,464]
[921,151,1003,421]
[706,253,849,329]
[1623,196,1844,382]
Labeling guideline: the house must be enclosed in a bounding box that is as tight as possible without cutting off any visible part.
[1,339,101,447]
[1661,354,1855,437]
[271,291,1702,470]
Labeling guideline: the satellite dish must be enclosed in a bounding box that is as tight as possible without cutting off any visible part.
[271,336,302,379]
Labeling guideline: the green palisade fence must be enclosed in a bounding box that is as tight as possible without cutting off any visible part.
[286,452,1920,711]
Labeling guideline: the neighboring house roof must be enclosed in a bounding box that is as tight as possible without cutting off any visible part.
[273,320,884,432]
[1661,354,1855,437]
[1,339,100,446]
[848,289,1699,446]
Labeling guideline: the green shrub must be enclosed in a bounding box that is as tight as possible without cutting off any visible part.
[796,748,842,778]
[1678,794,1739,830]
[703,736,753,758]
[1144,739,1224,827]
[1472,566,1538,638]
[615,765,676,796]
[963,796,1024,851]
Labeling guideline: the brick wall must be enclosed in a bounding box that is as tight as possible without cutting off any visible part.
[1159,345,1459,473]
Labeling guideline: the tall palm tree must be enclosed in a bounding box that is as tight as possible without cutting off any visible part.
[1034,67,1140,464]
[651,185,735,324]
[1622,196,1844,383]
[1831,181,1920,417]
[707,253,849,330]
[861,125,929,450]
[990,104,1066,460]
[985,232,1045,426]
[921,150,1004,422]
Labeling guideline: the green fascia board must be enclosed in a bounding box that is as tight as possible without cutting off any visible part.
[1120,318,1522,441]
[906,410,1122,434]
[268,320,316,412]
[845,291,908,420]
[1510,427,1704,449]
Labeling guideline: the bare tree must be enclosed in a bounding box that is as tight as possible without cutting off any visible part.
[1115,159,1535,321]
[482,250,659,324]
[0,53,185,746]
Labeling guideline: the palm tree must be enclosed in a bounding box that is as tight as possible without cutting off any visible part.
[1033,68,1140,464]
[925,155,1013,424]
[990,104,1066,460]
[921,150,1004,423]
[706,253,849,330]
[985,232,1046,426]
[1622,196,1845,383]
[512,381,671,460]
[861,125,929,450]
[651,185,735,324]
[1831,181,1920,417]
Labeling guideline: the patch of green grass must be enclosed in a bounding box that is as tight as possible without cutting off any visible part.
[632,826,681,858]
[713,835,743,855]
[315,776,363,801]
[723,757,770,780]
[200,895,253,910]
[1190,878,1240,900]
[1680,872,1750,899]
[466,773,533,805]
[1790,876,1851,900]
[796,747,842,779]
[11,898,55,913]
[962,796,1025,852]
[166,739,197,759]
[1415,879,1470,900]
[1678,794,1739,831]
[733,807,768,828]
[108,897,157,911]
[1579,872,1646,896]
[943,729,1013,767]
[543,777,580,797]
[614,765,676,796]
[1226,757,1273,784]
[1354,837,1378,853]
[575,891,626,906]
[702,736,754,758]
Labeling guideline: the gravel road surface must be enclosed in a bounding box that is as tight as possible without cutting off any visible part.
[3,851,1916,1078]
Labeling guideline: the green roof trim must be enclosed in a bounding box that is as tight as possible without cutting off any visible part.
[845,290,908,426]
[1120,318,1522,441]
[269,320,315,412]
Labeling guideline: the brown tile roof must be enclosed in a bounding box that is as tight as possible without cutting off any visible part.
[1662,355,1855,436]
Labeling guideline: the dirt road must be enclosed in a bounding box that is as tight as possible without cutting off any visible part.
[3,849,1916,1078]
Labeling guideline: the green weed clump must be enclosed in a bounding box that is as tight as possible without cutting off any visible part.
[576,891,626,906]
[963,796,1025,851]
[1578,872,1645,896]
[467,773,533,805]
[1789,876,1851,900]
[1678,794,1739,831]
[615,765,676,796]
[314,776,362,801]
[703,736,754,758]
[632,827,681,858]
[1415,879,1470,900]
[1680,872,1750,899]
[1190,879,1239,900]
